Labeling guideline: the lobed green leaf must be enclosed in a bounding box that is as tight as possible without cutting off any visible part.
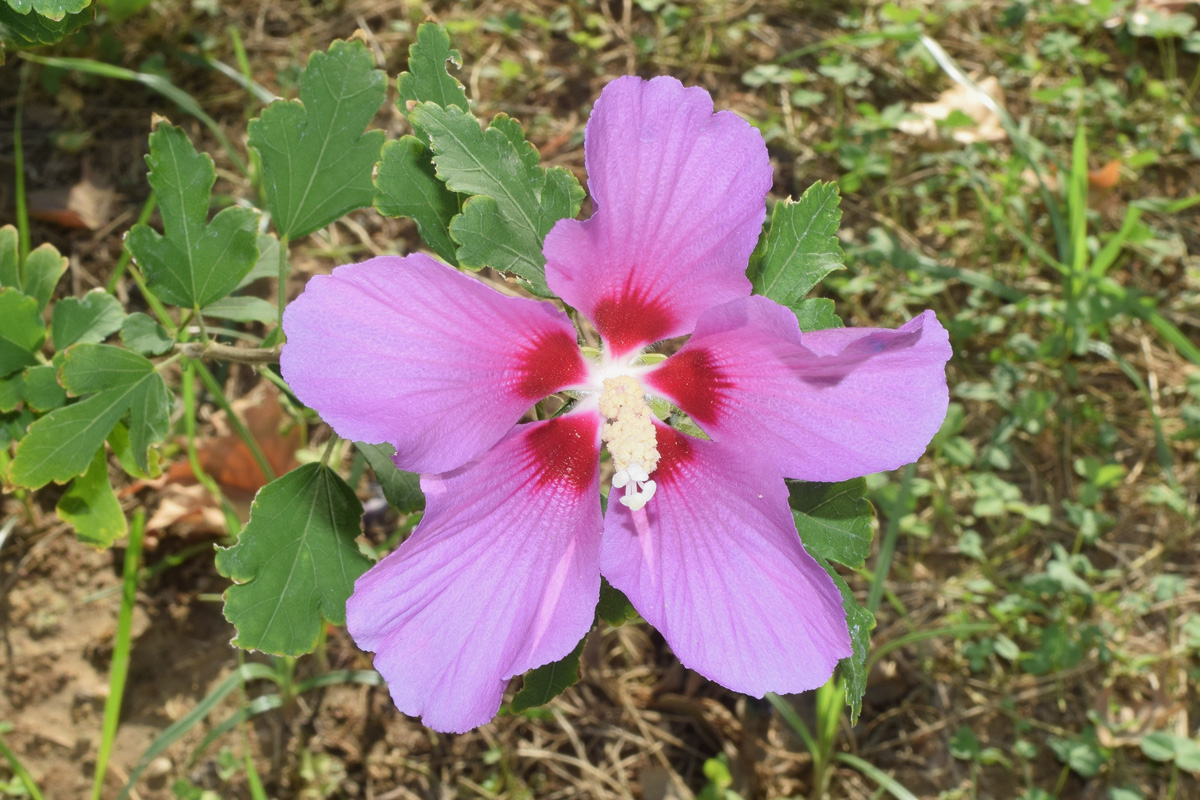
[596,578,638,627]
[814,552,875,724]
[397,21,469,137]
[2,0,89,21]
[56,447,126,548]
[9,344,169,487]
[356,442,424,513]
[0,225,17,288]
[21,364,65,411]
[789,477,873,568]
[119,312,173,356]
[0,2,92,47]
[0,288,45,378]
[215,463,372,656]
[792,297,844,333]
[248,39,386,239]
[412,103,583,295]
[51,289,125,349]
[201,296,278,324]
[373,136,461,264]
[22,243,68,310]
[511,636,586,713]
[126,122,260,308]
[750,182,845,305]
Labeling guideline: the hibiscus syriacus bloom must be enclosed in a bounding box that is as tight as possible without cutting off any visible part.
[281,76,951,733]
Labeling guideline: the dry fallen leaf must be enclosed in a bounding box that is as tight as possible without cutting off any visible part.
[141,382,302,535]
[898,76,1007,145]
[27,175,116,231]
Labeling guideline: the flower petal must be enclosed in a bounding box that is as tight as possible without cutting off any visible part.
[601,423,850,696]
[645,297,952,482]
[347,413,603,733]
[544,76,771,356]
[282,254,587,474]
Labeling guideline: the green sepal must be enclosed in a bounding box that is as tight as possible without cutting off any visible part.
[511,635,586,713]
[248,39,386,239]
[51,289,125,349]
[126,122,260,308]
[215,463,373,656]
[56,447,126,548]
[749,182,845,305]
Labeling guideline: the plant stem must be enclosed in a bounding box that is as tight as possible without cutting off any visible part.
[107,193,158,294]
[183,360,242,534]
[90,510,146,800]
[867,463,914,616]
[175,341,282,364]
[191,360,277,482]
[14,64,30,263]
[277,234,290,329]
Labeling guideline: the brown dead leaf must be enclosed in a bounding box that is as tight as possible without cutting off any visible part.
[143,382,302,534]
[1088,159,1122,189]
[27,175,115,231]
[898,76,1007,145]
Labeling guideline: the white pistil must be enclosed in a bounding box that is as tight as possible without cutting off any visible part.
[598,375,661,511]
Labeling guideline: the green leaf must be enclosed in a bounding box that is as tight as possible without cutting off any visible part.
[22,243,68,310]
[814,553,874,723]
[792,297,844,332]
[51,289,125,349]
[789,478,873,568]
[3,0,88,20]
[356,442,423,513]
[56,447,126,548]
[108,422,162,479]
[21,364,65,411]
[0,373,22,412]
[0,225,17,288]
[201,296,278,324]
[9,344,169,488]
[236,233,281,288]
[398,22,469,134]
[1140,732,1178,762]
[126,122,260,308]
[511,635,586,712]
[215,463,372,655]
[248,39,386,239]
[119,312,173,356]
[373,136,461,264]
[596,578,637,626]
[0,288,45,378]
[411,103,584,295]
[750,182,845,305]
[0,2,92,47]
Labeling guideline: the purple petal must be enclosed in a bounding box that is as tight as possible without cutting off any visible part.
[544,76,771,356]
[601,422,850,696]
[645,297,952,482]
[347,413,603,733]
[282,254,587,474]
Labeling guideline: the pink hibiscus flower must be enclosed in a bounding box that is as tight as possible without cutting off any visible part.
[281,76,952,733]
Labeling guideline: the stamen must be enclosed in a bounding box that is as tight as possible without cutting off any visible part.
[599,375,661,511]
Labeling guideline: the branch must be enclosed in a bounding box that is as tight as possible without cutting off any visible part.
[176,341,282,364]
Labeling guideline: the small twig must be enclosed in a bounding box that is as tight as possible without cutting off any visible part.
[175,341,282,364]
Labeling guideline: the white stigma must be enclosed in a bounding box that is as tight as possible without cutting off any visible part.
[598,375,660,511]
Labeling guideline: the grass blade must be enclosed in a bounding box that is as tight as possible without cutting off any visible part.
[116,662,279,800]
[18,53,248,177]
[90,509,146,800]
[836,752,920,800]
[0,724,47,800]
